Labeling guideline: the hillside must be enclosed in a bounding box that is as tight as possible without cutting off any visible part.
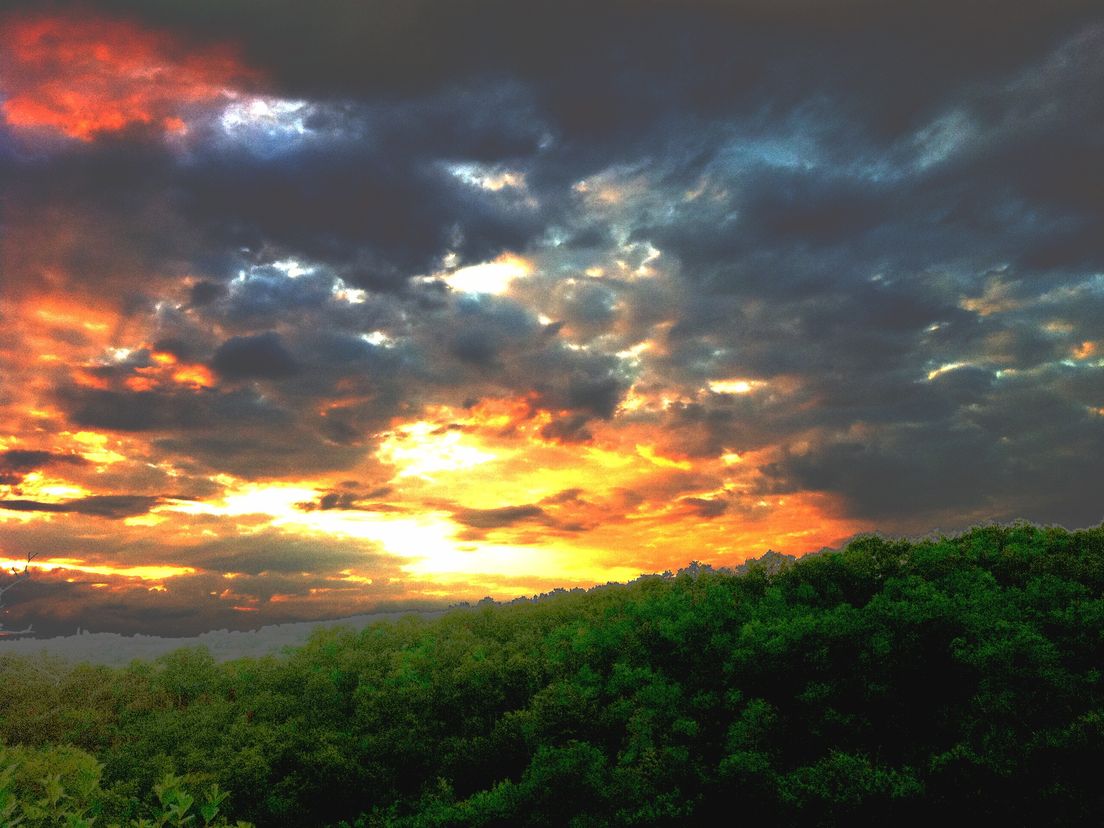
[2,522,1103,826]
[0,609,446,667]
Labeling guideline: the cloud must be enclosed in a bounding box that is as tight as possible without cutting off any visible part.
[452,504,550,530]
[185,530,383,576]
[0,12,256,141]
[295,487,398,512]
[212,331,300,379]
[0,494,161,518]
[0,449,88,485]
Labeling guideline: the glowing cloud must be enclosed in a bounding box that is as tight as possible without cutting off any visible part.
[377,422,501,479]
[707,378,766,395]
[444,254,534,295]
[0,557,194,581]
[0,13,256,140]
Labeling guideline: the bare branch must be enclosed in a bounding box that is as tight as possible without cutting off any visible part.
[0,550,37,636]
[0,572,32,598]
[4,549,38,573]
[1,552,37,597]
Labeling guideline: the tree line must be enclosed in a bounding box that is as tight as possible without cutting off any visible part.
[1,522,1102,825]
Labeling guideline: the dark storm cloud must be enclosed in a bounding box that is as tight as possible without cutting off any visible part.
[570,12,1103,532]
[87,1,1095,157]
[2,87,547,298]
[212,332,300,379]
[762,377,1104,531]
[217,269,334,321]
[296,487,398,513]
[445,295,538,366]
[0,138,198,305]
[683,497,729,519]
[0,494,161,518]
[7,0,1088,298]
[402,291,635,434]
[187,531,382,576]
[0,450,76,471]
[188,280,225,306]
[179,114,547,281]
[452,504,549,530]
[61,385,290,432]
[55,376,368,478]
[0,450,88,485]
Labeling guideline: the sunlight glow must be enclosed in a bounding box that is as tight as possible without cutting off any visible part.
[170,482,321,518]
[635,444,692,470]
[1,557,195,580]
[448,163,527,191]
[171,364,216,388]
[926,362,971,381]
[708,378,765,394]
[1072,341,1097,360]
[220,96,307,137]
[333,280,369,304]
[3,471,90,501]
[361,331,396,347]
[271,258,314,278]
[69,431,127,465]
[377,422,500,479]
[444,253,533,295]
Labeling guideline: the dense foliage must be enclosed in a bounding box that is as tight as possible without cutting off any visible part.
[0,744,248,827]
[1,522,1103,826]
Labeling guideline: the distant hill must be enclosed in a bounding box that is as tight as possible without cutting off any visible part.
[0,608,445,666]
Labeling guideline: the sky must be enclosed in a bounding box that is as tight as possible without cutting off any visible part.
[1,0,1102,636]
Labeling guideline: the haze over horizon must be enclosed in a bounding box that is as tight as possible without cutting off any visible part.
[2,0,1102,636]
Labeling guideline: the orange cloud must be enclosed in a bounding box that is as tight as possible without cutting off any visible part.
[0,557,194,581]
[1,13,257,140]
[171,364,216,389]
[361,396,865,581]
[116,351,217,392]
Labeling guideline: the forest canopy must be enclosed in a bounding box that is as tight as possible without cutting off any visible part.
[1,521,1103,826]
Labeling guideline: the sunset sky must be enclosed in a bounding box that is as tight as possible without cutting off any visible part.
[2,0,1102,635]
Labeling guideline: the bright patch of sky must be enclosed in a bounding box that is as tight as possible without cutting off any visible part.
[447,162,527,191]
[332,278,368,304]
[231,258,317,287]
[708,378,766,394]
[721,134,820,171]
[444,253,533,295]
[925,361,974,381]
[271,258,314,278]
[377,421,500,479]
[361,331,395,347]
[909,109,977,171]
[219,95,312,152]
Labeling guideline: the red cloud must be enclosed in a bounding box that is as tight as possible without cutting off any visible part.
[1,13,257,140]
